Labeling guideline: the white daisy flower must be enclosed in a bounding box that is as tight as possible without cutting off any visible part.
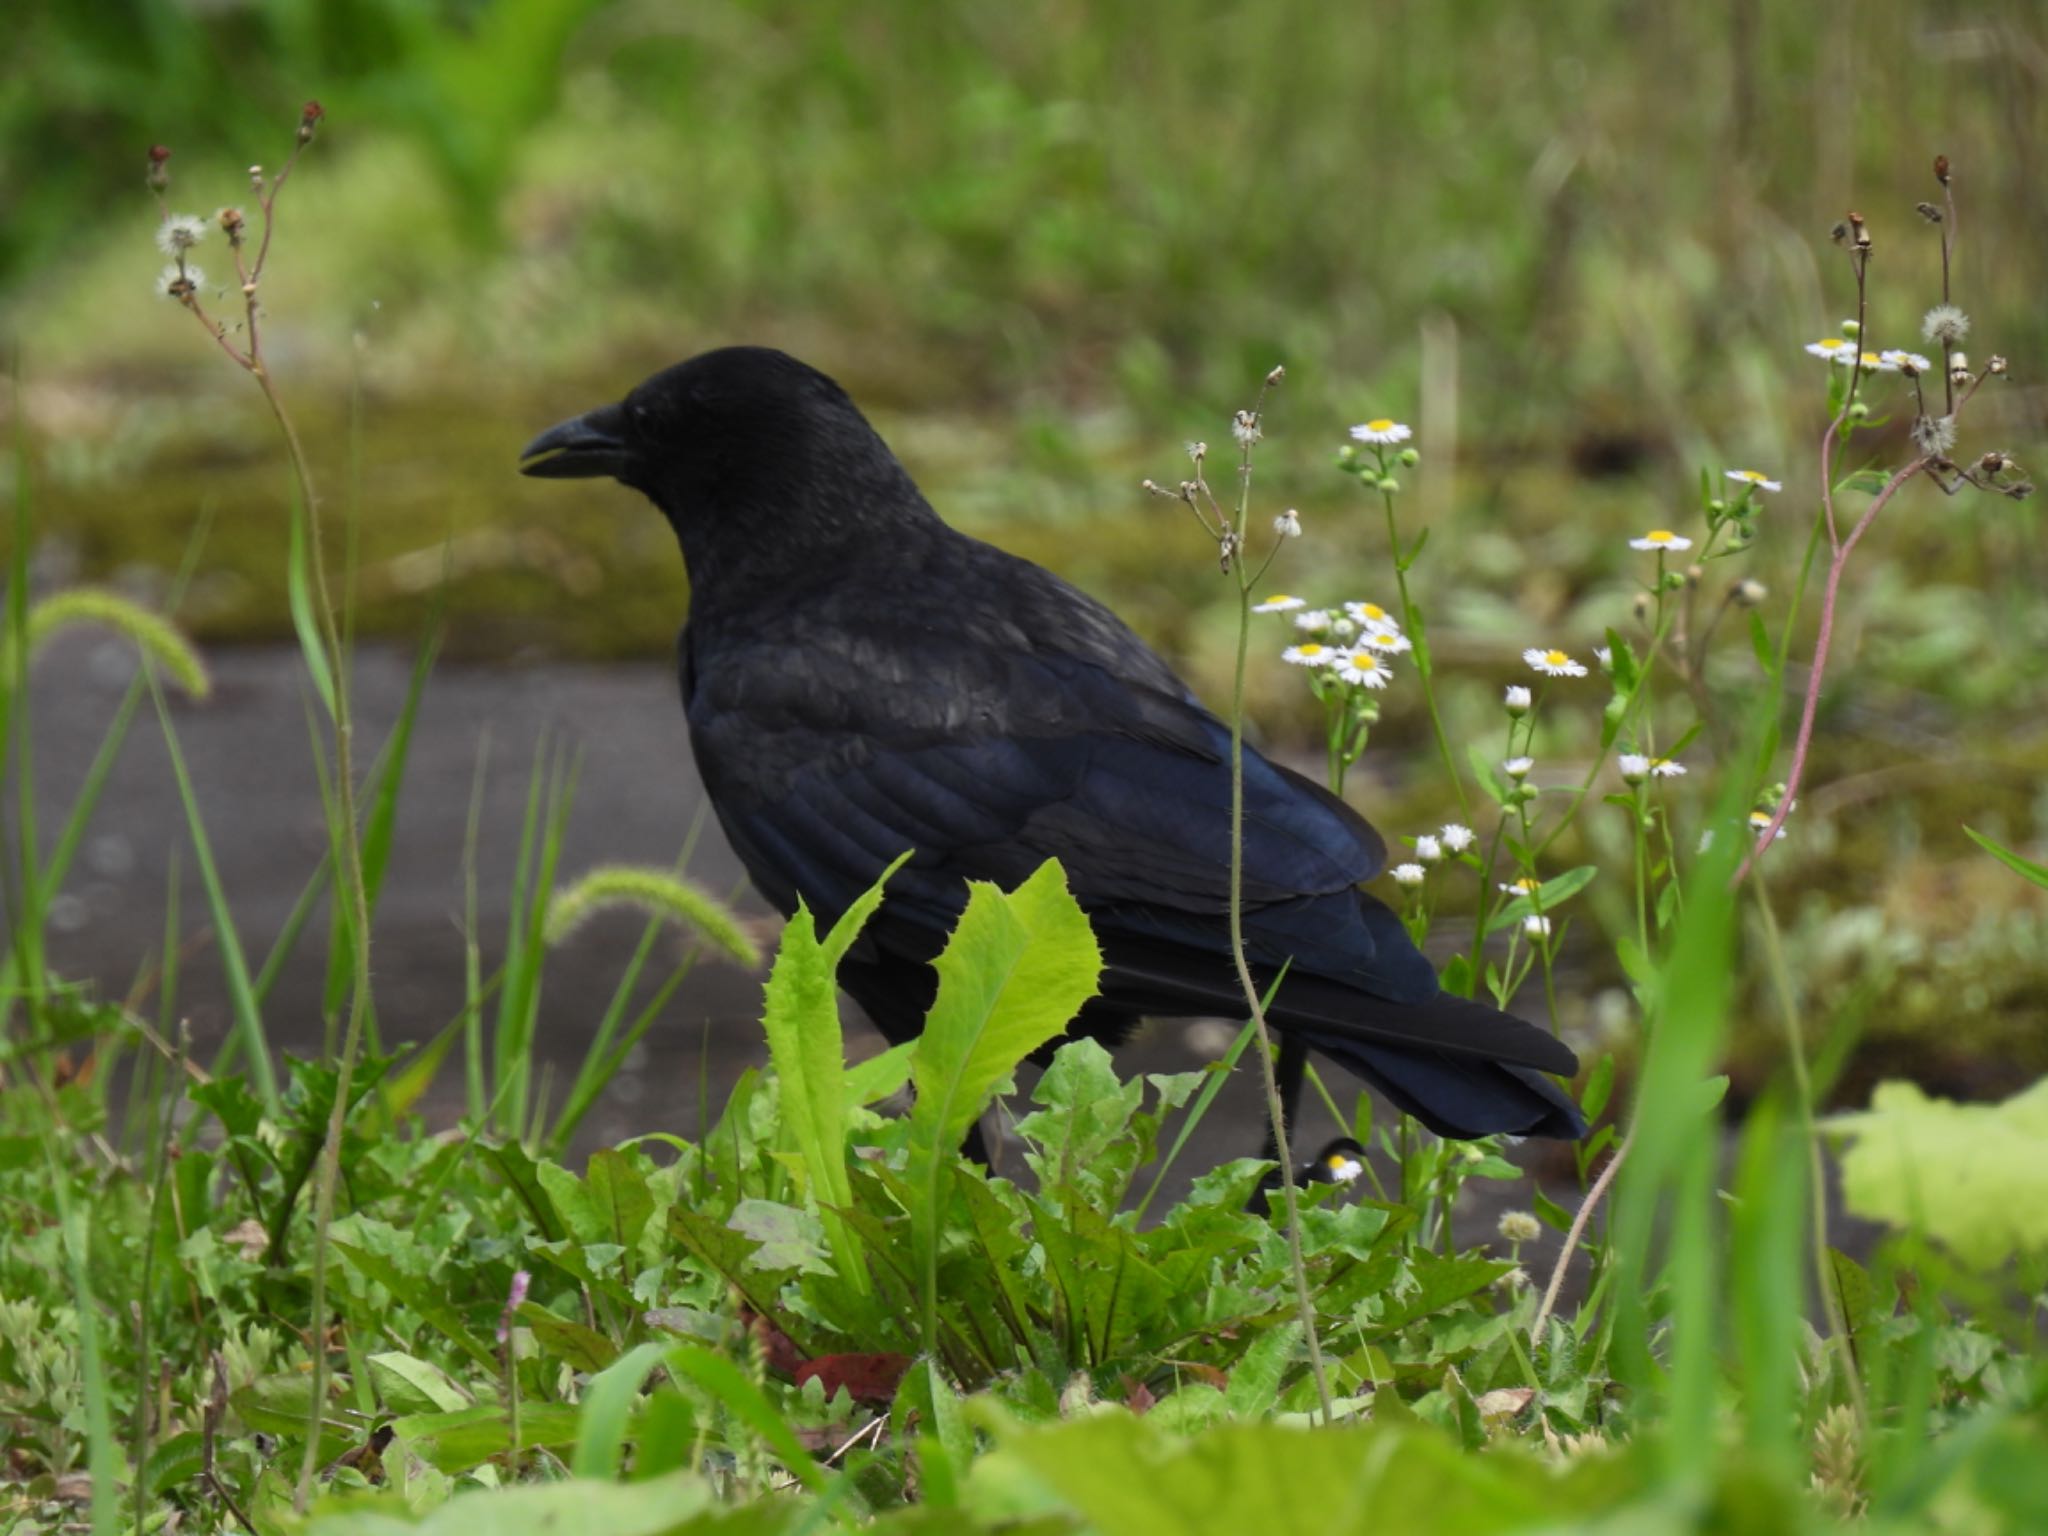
[1253,594,1306,614]
[154,212,209,256]
[1804,337,1855,361]
[1651,757,1686,778]
[1504,685,1531,718]
[1281,641,1337,667]
[1392,863,1426,887]
[1498,876,1542,896]
[1353,627,1412,655]
[1349,418,1413,445]
[1618,753,1650,784]
[1879,350,1933,375]
[1840,350,1898,372]
[1725,470,1781,493]
[1524,647,1589,678]
[1329,616,1359,640]
[1503,756,1534,780]
[1523,914,1553,938]
[1335,649,1392,689]
[1344,600,1398,630]
[1414,834,1444,863]
[1629,529,1694,553]
[1749,809,1788,842]
[1294,608,1334,634]
[1439,823,1476,853]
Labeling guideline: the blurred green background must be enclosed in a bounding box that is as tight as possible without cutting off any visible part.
[3,0,2046,1090]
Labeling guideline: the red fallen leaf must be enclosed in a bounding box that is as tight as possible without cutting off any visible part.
[1176,1362,1230,1391]
[737,1304,806,1378]
[795,1352,914,1405]
[1120,1375,1157,1415]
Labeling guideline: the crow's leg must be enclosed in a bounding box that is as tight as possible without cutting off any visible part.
[961,1118,993,1169]
[1258,1033,1309,1166]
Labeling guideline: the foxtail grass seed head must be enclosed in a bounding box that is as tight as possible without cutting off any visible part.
[1392,862,1425,887]
[1498,1210,1542,1244]
[1504,684,1532,717]
[1439,823,1476,853]
[1273,508,1301,538]
[1415,834,1444,863]
[1923,305,1971,346]
[1911,414,1957,458]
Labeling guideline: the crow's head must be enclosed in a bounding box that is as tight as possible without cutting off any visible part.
[521,347,929,578]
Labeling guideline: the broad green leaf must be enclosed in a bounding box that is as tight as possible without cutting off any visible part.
[366,1352,470,1415]
[846,1041,915,1105]
[1827,1078,2048,1266]
[729,1199,835,1276]
[304,1471,719,1536]
[906,860,1101,1353]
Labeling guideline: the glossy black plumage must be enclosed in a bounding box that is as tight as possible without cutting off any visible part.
[521,347,1584,1146]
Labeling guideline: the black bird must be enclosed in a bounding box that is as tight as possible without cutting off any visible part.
[521,347,1584,1162]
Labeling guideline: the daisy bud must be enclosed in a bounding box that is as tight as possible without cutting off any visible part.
[1415,835,1444,863]
[1684,563,1704,586]
[1504,684,1532,717]
[1840,318,1860,338]
[1934,153,1950,185]
[1273,508,1302,538]
[1523,914,1552,938]
[1498,1210,1542,1244]
[1504,756,1534,780]
[298,99,325,146]
[1398,447,1419,467]
[1618,754,1650,785]
[1378,477,1401,494]
[248,163,265,193]
[1987,355,2008,376]
[1392,863,1426,887]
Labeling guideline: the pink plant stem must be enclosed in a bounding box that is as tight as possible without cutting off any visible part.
[1733,457,1927,885]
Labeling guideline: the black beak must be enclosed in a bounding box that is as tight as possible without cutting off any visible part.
[519,401,632,480]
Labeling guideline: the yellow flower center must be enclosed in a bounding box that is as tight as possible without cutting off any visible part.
[1365,418,1396,432]
[1646,530,1675,543]
[1299,643,1324,657]
[1356,654,1382,671]
[1544,650,1569,665]
[1513,878,1539,892]
[1817,338,1844,350]
[1359,603,1387,621]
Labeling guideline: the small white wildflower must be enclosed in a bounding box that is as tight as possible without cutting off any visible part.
[1618,753,1650,784]
[1496,1266,1531,1292]
[1734,579,1767,607]
[1594,646,1614,673]
[1281,641,1337,667]
[154,213,209,257]
[1922,304,1971,346]
[1503,684,1532,716]
[1354,627,1412,655]
[1503,756,1534,780]
[1330,616,1359,640]
[1498,876,1542,897]
[1804,337,1855,361]
[1523,914,1553,938]
[1253,594,1306,614]
[1724,469,1781,493]
[1910,415,1957,458]
[1841,350,1898,372]
[1392,862,1426,887]
[1749,809,1788,843]
[1651,757,1686,778]
[1414,834,1444,863]
[1439,823,1476,853]
[1272,508,1301,538]
[1233,410,1263,448]
[1335,649,1392,689]
[154,262,204,299]
[1880,350,1933,376]
[1294,608,1333,635]
[1349,418,1412,445]
[1524,647,1589,678]
[1344,600,1399,631]
[1629,529,1694,553]
[1498,1210,1542,1244]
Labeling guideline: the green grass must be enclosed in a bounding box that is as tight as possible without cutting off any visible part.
[3,9,2048,1530]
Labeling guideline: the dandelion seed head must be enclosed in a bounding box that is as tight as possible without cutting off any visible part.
[154,213,208,257]
[1922,304,1971,346]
